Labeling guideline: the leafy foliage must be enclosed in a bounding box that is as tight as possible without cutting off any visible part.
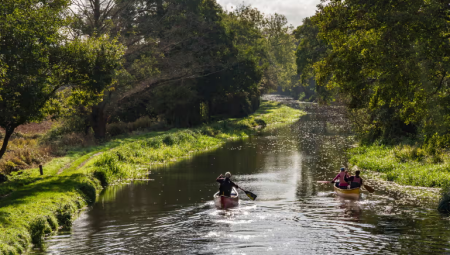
[296,0,450,144]
[0,0,124,159]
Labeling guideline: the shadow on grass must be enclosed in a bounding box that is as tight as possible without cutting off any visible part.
[0,174,96,211]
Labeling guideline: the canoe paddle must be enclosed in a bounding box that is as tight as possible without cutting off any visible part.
[239,187,257,201]
[363,184,375,193]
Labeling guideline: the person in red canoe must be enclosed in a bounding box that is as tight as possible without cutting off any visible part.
[346,170,363,189]
[216,172,239,197]
[331,167,349,189]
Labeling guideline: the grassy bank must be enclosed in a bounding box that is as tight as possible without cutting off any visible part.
[348,144,450,211]
[349,145,450,188]
[0,101,304,254]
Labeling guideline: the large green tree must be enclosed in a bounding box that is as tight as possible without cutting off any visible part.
[308,0,450,142]
[0,0,124,159]
[294,17,331,102]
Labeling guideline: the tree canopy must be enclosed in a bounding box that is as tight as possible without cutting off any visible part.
[0,0,124,159]
[0,0,302,160]
[296,0,450,144]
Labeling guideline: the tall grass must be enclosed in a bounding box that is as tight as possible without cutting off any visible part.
[0,174,100,254]
[349,144,450,187]
[0,132,97,175]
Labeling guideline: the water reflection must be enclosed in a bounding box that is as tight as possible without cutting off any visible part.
[36,96,450,255]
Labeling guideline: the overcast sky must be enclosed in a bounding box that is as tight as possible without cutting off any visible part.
[216,0,321,27]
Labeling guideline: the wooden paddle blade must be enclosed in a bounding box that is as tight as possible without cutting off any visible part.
[245,191,257,201]
[364,184,375,193]
[317,181,331,184]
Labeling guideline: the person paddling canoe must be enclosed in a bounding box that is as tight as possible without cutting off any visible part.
[331,167,349,189]
[346,170,363,189]
[216,172,240,197]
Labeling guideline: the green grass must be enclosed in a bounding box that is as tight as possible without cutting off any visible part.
[349,145,450,188]
[0,101,304,254]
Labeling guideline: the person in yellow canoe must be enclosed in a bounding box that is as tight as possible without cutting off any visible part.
[346,170,364,189]
[331,167,349,189]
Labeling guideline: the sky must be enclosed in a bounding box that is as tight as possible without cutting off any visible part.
[216,0,322,27]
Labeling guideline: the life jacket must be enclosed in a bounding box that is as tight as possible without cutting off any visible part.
[339,173,348,186]
[352,176,361,184]
[220,178,233,196]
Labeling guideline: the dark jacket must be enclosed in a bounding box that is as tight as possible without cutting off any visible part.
[216,177,238,197]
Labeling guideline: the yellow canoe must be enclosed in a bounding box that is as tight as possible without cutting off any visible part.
[334,186,361,200]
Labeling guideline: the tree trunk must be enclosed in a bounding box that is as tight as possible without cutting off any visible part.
[207,100,212,122]
[84,118,91,135]
[156,0,164,18]
[91,102,108,139]
[0,128,15,160]
[93,0,101,32]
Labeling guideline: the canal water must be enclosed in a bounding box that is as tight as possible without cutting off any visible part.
[37,96,450,254]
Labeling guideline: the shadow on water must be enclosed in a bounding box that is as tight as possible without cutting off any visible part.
[34,95,450,255]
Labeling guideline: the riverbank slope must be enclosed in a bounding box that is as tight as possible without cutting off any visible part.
[348,144,450,208]
[0,101,305,255]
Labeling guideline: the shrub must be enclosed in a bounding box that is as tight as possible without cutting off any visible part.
[56,203,77,230]
[200,126,215,136]
[77,180,98,203]
[438,183,450,214]
[107,122,128,136]
[393,145,425,162]
[163,135,176,145]
[0,137,53,174]
[107,117,165,137]
[148,138,163,148]
[0,173,8,183]
[130,116,154,130]
[30,217,52,246]
[3,161,18,174]
[46,215,59,232]
[255,118,267,128]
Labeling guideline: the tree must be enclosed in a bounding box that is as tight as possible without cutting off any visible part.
[0,0,124,159]
[71,0,252,135]
[308,0,450,142]
[264,14,298,93]
[294,16,332,102]
[223,6,303,99]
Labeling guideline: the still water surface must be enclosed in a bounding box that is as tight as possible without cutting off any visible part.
[38,97,450,254]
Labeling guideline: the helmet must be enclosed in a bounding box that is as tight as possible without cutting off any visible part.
[225,172,231,178]
[340,167,345,171]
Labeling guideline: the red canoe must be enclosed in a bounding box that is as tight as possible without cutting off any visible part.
[214,187,239,209]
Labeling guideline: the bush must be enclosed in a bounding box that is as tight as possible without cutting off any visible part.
[107,122,128,136]
[130,116,154,130]
[106,117,167,137]
[56,203,77,230]
[77,180,98,203]
[30,217,52,246]
[255,118,267,128]
[200,126,216,136]
[46,215,59,232]
[0,173,8,183]
[393,145,425,162]
[438,191,450,214]
[2,161,18,174]
[162,135,176,146]
[0,137,52,174]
